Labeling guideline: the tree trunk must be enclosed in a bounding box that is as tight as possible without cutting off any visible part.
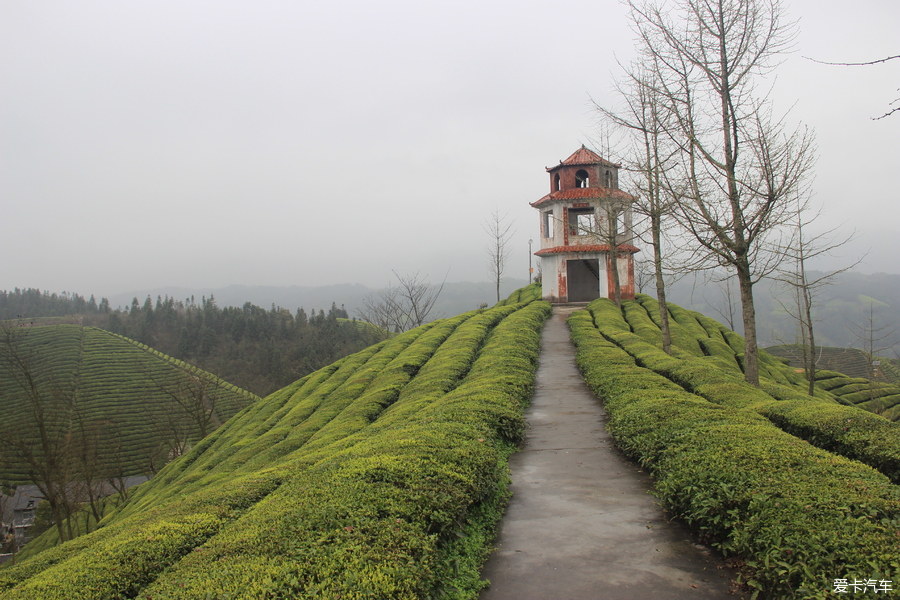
[801,274,817,396]
[736,261,760,386]
[651,214,672,354]
[610,251,622,308]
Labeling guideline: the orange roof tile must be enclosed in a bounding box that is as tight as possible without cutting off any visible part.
[547,145,620,171]
[531,187,635,208]
[535,244,640,256]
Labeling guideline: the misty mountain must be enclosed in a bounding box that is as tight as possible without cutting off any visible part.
[107,279,532,323]
[660,270,900,351]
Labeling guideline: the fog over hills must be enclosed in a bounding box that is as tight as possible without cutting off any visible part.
[104,267,900,353]
[107,279,533,322]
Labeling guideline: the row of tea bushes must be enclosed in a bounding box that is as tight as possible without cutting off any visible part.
[590,297,900,485]
[0,325,258,483]
[634,294,900,422]
[759,400,900,483]
[633,295,805,385]
[496,283,542,306]
[1,296,551,599]
[814,370,900,421]
[569,307,900,599]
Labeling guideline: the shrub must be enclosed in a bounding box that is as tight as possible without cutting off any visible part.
[569,307,900,599]
[1,295,552,600]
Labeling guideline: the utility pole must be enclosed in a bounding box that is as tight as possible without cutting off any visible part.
[528,239,533,283]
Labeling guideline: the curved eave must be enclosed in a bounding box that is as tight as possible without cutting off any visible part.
[535,244,640,256]
[531,187,636,208]
[546,146,620,171]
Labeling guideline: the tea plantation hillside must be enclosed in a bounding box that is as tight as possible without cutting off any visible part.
[0,325,260,485]
[765,345,900,420]
[0,286,549,599]
[570,295,900,599]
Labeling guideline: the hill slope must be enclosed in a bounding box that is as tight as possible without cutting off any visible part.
[0,286,549,599]
[0,325,260,485]
[570,294,900,598]
[7,288,898,599]
[765,344,900,420]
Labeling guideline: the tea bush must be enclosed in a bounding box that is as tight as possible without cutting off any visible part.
[587,297,900,482]
[0,294,551,599]
[569,308,900,600]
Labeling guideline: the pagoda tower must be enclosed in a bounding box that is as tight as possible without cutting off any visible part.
[531,145,639,303]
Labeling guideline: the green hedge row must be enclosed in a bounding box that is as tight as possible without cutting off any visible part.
[1,298,552,599]
[496,283,542,306]
[589,298,900,484]
[569,308,900,599]
[655,300,708,356]
[758,401,900,483]
[802,371,900,420]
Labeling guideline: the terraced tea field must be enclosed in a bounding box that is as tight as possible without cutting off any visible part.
[0,286,549,599]
[765,345,900,419]
[570,295,900,598]
[0,325,259,484]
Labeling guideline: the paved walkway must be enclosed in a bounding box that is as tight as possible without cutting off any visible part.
[479,306,745,600]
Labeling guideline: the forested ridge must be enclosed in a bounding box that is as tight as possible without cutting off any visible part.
[0,288,383,397]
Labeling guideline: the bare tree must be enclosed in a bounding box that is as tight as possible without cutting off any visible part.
[851,302,896,389]
[69,410,105,528]
[598,64,679,350]
[563,196,631,308]
[602,203,626,308]
[624,0,816,385]
[156,372,222,439]
[0,482,15,556]
[143,402,192,475]
[143,368,225,469]
[773,209,859,395]
[101,423,133,508]
[484,210,515,303]
[804,54,899,120]
[708,270,740,332]
[358,271,445,334]
[0,324,77,542]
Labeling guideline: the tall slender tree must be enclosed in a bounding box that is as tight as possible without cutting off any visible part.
[774,209,858,395]
[623,0,816,384]
[484,210,515,303]
[599,64,678,350]
[0,325,77,542]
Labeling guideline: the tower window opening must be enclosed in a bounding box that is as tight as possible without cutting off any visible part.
[610,210,625,241]
[543,211,553,238]
[568,207,594,236]
[575,169,589,188]
[605,170,612,188]
[554,174,561,191]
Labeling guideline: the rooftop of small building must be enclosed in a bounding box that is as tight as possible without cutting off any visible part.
[531,186,635,208]
[546,145,620,172]
[535,243,640,256]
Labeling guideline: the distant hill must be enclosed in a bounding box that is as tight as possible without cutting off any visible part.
[104,279,531,320]
[0,324,259,486]
[765,344,899,382]
[1,281,532,398]
[661,270,900,349]
[103,270,900,351]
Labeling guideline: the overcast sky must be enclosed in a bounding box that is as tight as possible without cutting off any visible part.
[1,0,898,300]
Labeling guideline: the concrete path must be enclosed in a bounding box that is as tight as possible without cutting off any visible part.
[479,306,746,600]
